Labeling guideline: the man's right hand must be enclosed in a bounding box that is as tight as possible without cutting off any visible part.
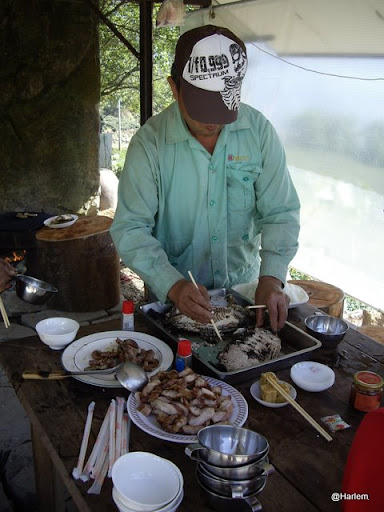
[0,259,16,293]
[168,279,212,324]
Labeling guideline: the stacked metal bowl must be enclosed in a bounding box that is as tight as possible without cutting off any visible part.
[185,425,273,512]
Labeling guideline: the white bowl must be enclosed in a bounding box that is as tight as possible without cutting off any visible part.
[112,452,182,511]
[35,317,80,350]
[290,361,335,392]
[250,380,297,408]
[44,214,78,229]
[112,487,184,512]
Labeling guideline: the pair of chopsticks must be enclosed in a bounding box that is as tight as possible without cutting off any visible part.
[187,271,223,342]
[265,374,333,442]
[0,296,10,328]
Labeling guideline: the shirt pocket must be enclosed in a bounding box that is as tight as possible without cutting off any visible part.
[162,239,193,273]
[226,163,262,212]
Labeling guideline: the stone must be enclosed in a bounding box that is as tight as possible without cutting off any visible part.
[3,443,38,511]
[362,309,384,327]
[100,168,119,211]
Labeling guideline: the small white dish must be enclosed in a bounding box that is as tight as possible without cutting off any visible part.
[290,361,335,392]
[44,214,78,229]
[250,380,297,408]
[112,452,182,511]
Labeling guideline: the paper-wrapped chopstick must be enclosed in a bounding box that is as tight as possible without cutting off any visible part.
[265,374,332,442]
[121,414,131,455]
[187,271,223,342]
[0,297,10,328]
[115,397,125,462]
[72,401,95,480]
[80,403,111,482]
[108,399,116,477]
[88,449,109,495]
[75,398,132,494]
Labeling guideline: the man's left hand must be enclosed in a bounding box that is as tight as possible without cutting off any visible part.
[254,276,289,332]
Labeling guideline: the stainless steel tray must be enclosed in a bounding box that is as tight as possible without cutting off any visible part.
[140,288,322,384]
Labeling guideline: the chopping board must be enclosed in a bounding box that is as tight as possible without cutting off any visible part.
[287,279,344,318]
[36,215,112,242]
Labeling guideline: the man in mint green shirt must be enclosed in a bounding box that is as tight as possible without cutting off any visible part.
[110,25,300,332]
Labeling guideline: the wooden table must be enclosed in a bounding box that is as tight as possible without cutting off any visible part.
[0,304,383,512]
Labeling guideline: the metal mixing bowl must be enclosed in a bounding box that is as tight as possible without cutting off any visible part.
[199,457,273,481]
[197,463,267,499]
[304,314,349,347]
[15,275,58,305]
[185,425,269,468]
[196,471,264,512]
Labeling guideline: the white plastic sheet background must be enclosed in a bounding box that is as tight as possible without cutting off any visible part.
[185,1,384,309]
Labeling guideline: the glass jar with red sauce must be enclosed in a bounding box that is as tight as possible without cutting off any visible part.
[349,371,384,412]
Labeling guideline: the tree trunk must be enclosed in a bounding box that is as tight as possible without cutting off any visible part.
[35,216,120,312]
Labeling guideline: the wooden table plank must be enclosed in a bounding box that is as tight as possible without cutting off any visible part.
[1,305,383,512]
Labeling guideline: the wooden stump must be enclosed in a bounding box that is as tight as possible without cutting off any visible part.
[35,216,120,312]
[288,280,345,318]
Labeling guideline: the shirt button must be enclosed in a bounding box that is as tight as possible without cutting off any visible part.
[243,176,249,182]
[215,270,220,275]
[209,164,215,172]
[211,236,218,242]
[210,200,216,206]
[242,234,249,241]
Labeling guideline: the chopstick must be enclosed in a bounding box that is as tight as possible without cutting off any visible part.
[265,374,333,442]
[187,271,223,342]
[246,304,267,309]
[0,296,10,328]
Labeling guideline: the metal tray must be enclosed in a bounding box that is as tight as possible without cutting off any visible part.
[140,288,322,384]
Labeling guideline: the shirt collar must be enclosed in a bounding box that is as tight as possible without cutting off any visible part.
[165,103,251,145]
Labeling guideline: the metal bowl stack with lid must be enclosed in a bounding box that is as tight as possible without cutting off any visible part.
[185,424,274,511]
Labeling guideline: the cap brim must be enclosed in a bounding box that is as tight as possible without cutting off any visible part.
[180,78,238,125]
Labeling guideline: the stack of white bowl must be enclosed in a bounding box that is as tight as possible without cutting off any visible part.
[111,452,184,512]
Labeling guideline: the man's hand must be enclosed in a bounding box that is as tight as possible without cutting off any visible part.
[0,259,16,293]
[168,279,212,324]
[254,276,289,332]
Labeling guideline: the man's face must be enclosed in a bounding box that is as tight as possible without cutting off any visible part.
[168,77,223,138]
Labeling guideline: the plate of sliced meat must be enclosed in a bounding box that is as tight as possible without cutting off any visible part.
[61,331,174,388]
[127,368,248,443]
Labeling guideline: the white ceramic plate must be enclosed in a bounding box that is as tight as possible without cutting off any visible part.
[44,214,78,229]
[231,282,309,309]
[250,380,297,408]
[127,376,248,444]
[290,361,335,392]
[61,331,174,388]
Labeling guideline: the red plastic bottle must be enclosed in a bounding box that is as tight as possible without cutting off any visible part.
[175,339,192,371]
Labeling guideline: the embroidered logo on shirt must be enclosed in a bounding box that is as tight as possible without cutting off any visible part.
[228,154,250,162]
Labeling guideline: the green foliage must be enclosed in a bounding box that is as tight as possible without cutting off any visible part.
[288,267,312,281]
[99,1,179,122]
[111,147,126,179]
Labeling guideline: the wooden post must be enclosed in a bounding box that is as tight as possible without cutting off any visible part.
[35,216,120,312]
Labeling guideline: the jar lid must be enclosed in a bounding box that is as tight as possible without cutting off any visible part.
[354,371,384,390]
[122,300,134,314]
[177,339,192,357]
